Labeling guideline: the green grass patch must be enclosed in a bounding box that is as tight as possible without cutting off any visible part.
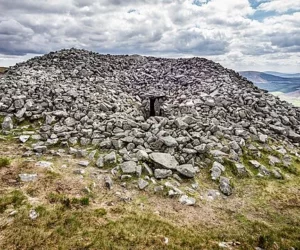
[94,208,107,217]
[0,157,11,168]
[0,190,26,213]
[47,192,90,208]
[1,204,299,250]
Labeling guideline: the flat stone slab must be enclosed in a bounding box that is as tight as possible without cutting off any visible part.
[154,169,172,179]
[35,161,53,168]
[19,173,37,182]
[78,161,90,167]
[138,179,149,190]
[120,161,137,174]
[19,135,30,143]
[149,152,179,170]
[179,195,196,206]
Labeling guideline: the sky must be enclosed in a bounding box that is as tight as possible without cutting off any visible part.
[0,0,299,73]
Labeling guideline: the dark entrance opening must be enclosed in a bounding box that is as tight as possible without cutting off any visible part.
[150,98,155,117]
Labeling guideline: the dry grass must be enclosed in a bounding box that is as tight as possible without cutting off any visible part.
[0,141,299,249]
[0,67,7,74]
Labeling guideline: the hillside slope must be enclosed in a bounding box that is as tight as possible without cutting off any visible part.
[0,49,300,248]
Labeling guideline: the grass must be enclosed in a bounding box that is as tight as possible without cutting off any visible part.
[0,157,11,168]
[47,192,90,208]
[1,200,299,249]
[0,140,299,249]
[0,190,26,213]
[1,207,205,249]
[0,66,6,74]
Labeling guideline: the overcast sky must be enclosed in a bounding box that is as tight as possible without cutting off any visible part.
[0,0,299,73]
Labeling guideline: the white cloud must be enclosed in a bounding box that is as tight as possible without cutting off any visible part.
[257,0,300,13]
[0,0,299,73]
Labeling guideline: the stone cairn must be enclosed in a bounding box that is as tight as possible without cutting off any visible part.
[1,48,300,201]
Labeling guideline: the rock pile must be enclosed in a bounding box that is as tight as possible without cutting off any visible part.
[1,48,300,197]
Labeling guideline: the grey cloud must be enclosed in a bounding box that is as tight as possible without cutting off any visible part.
[0,19,34,35]
[270,32,300,49]
[0,0,73,14]
[173,30,229,55]
[0,0,298,74]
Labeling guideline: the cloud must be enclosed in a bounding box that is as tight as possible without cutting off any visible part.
[257,0,300,13]
[0,0,299,73]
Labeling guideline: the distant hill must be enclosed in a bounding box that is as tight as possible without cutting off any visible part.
[239,71,300,93]
[239,71,285,83]
[264,71,300,78]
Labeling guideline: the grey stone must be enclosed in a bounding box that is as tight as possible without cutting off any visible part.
[210,162,225,180]
[29,209,39,220]
[177,164,196,178]
[182,116,197,125]
[142,162,153,176]
[179,195,196,206]
[88,150,97,160]
[78,160,90,167]
[104,175,113,189]
[19,135,30,143]
[272,169,283,179]
[194,144,207,153]
[182,148,197,154]
[259,134,268,143]
[154,169,172,179]
[104,151,117,164]
[149,152,179,170]
[33,145,47,153]
[288,130,300,142]
[100,139,112,149]
[269,124,286,134]
[154,185,164,192]
[19,173,37,182]
[35,161,53,168]
[136,150,149,161]
[175,118,188,129]
[268,155,281,166]
[210,150,228,157]
[219,176,232,196]
[258,165,270,176]
[136,164,142,177]
[160,136,178,147]
[65,117,76,127]
[235,163,248,176]
[2,116,13,131]
[120,161,137,174]
[249,160,261,168]
[138,179,149,190]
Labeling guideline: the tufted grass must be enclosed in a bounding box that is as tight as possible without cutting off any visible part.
[0,157,11,168]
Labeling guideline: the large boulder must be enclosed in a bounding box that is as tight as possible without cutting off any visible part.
[149,152,179,170]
